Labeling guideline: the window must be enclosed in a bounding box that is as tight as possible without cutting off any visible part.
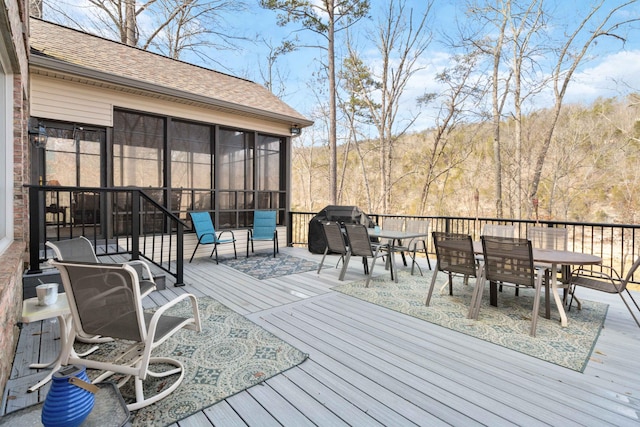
[218,129,253,227]
[171,120,212,213]
[113,111,164,189]
[0,54,12,255]
[44,126,105,187]
[256,134,283,209]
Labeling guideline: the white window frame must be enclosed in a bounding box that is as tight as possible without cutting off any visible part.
[0,39,14,256]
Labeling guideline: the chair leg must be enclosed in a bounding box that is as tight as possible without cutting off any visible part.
[468,264,485,319]
[339,252,352,281]
[530,277,543,337]
[213,244,219,264]
[620,291,640,328]
[425,268,439,306]
[189,242,200,263]
[365,247,382,288]
[318,248,329,274]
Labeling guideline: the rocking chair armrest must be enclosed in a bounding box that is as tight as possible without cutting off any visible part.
[147,293,201,341]
[125,260,154,283]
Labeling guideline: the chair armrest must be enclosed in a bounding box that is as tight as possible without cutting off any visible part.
[217,230,236,241]
[571,265,621,282]
[125,260,155,283]
[147,293,202,341]
[197,232,216,244]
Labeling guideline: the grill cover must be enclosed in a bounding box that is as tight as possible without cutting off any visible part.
[308,205,375,254]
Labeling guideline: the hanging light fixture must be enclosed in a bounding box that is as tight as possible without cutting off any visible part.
[290,124,301,136]
[28,119,48,148]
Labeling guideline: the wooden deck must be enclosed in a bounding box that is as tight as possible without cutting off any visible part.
[4,246,640,426]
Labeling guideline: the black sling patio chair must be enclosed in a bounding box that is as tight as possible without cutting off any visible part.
[469,236,544,337]
[426,232,478,306]
[317,221,349,274]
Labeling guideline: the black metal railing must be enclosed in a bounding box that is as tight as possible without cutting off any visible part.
[27,185,187,285]
[290,211,640,283]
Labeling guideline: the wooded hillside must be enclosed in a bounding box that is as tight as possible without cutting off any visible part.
[291,95,640,223]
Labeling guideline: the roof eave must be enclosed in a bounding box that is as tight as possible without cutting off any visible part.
[29,53,314,128]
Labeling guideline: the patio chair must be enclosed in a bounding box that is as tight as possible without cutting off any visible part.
[46,236,156,299]
[482,224,517,295]
[50,259,201,411]
[383,217,408,267]
[426,232,477,306]
[527,225,570,309]
[247,210,279,258]
[317,221,348,274]
[469,236,543,337]
[405,219,432,275]
[481,224,515,238]
[568,256,640,328]
[341,224,390,287]
[188,211,237,264]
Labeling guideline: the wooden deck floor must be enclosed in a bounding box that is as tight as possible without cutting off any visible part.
[4,246,640,426]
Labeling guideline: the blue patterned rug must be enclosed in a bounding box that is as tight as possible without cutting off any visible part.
[334,272,607,372]
[220,254,323,280]
[78,297,307,426]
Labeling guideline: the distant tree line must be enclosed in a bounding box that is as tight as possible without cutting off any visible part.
[292,95,640,223]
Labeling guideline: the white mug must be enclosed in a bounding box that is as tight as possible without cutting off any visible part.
[36,283,59,306]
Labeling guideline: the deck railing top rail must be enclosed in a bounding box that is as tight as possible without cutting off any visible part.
[288,211,640,283]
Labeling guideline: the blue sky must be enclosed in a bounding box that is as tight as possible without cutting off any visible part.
[44,0,640,133]
[221,0,640,132]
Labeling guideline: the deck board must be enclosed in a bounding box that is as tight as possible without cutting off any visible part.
[4,247,640,426]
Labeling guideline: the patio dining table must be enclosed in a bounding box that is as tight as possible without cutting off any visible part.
[471,241,601,327]
[369,228,430,283]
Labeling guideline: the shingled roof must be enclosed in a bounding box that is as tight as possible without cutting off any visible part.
[29,18,312,126]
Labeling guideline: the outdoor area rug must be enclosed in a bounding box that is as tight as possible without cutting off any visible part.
[77,296,308,426]
[219,253,324,280]
[333,271,608,372]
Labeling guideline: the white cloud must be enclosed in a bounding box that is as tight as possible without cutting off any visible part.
[564,50,640,103]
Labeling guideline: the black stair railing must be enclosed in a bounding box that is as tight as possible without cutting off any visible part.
[26,185,186,286]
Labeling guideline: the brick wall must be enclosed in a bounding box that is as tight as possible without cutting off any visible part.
[0,0,30,397]
[0,243,25,393]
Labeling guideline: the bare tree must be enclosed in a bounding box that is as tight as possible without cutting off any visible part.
[260,0,370,205]
[44,0,247,64]
[257,38,297,96]
[339,0,432,213]
[528,0,640,210]
[416,50,485,216]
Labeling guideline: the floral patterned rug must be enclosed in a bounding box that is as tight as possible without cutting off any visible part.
[334,271,607,372]
[78,297,308,426]
[220,254,323,280]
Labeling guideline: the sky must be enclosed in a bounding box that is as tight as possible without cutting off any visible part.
[43,0,640,134]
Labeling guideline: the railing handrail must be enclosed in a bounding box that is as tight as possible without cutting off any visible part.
[26,185,186,286]
[289,211,640,283]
